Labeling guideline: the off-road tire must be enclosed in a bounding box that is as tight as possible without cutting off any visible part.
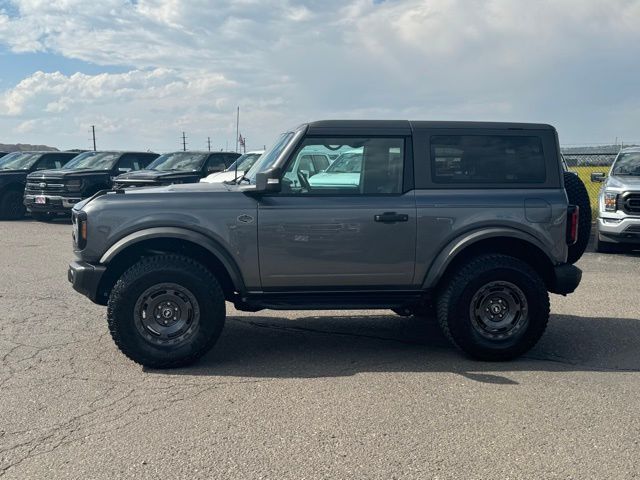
[107,254,226,369]
[0,189,26,220]
[437,254,550,361]
[564,171,591,264]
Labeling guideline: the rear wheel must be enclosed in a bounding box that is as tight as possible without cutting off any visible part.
[0,189,26,220]
[564,171,592,264]
[437,254,549,361]
[107,254,226,368]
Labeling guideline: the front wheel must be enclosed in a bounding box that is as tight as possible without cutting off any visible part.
[437,254,549,361]
[107,254,226,368]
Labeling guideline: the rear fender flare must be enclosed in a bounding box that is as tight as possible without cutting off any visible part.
[421,227,553,289]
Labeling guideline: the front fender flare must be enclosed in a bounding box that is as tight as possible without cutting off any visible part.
[421,227,554,289]
[99,227,245,292]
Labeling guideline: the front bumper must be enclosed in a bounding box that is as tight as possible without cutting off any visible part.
[549,263,582,296]
[598,216,640,244]
[68,260,107,304]
[25,194,82,212]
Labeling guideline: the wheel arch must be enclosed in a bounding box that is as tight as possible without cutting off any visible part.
[96,228,245,305]
[423,228,556,291]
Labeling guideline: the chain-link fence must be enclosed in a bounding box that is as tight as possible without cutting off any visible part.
[563,153,617,220]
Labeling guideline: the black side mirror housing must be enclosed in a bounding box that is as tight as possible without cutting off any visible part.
[591,172,606,183]
[252,167,282,194]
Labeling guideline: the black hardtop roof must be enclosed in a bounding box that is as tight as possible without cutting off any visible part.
[305,119,555,135]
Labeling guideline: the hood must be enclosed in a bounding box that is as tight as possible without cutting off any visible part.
[200,170,245,184]
[605,174,640,191]
[27,169,110,180]
[115,169,200,183]
[74,179,237,212]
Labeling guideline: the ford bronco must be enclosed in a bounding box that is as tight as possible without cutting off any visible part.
[68,120,583,368]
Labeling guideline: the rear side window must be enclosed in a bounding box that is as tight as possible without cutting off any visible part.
[431,135,546,184]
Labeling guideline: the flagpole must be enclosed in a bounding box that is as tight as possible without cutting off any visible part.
[235,106,239,153]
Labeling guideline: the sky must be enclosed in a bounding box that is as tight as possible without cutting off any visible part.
[0,0,639,152]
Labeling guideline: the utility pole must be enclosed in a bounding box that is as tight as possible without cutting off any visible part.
[207,137,211,152]
[235,106,240,153]
[182,132,187,152]
[91,125,96,151]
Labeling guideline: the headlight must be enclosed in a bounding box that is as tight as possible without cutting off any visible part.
[604,192,617,212]
[72,213,87,249]
[66,179,83,192]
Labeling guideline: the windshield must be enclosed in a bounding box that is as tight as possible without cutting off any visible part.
[0,152,42,170]
[147,152,207,172]
[64,151,119,170]
[246,132,295,182]
[612,152,640,176]
[326,152,363,173]
[226,152,263,172]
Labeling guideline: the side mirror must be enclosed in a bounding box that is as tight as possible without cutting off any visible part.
[252,167,282,194]
[591,172,606,183]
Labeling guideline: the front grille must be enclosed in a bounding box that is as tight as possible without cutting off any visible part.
[25,181,65,195]
[625,225,640,233]
[619,193,640,215]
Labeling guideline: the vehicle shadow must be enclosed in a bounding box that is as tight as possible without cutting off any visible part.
[147,312,640,384]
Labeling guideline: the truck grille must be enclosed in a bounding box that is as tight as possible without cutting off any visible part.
[25,181,65,195]
[618,193,640,215]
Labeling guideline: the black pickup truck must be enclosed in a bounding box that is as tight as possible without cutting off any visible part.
[0,151,77,220]
[112,151,240,188]
[25,151,159,220]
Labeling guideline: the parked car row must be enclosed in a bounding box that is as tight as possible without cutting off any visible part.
[0,149,244,221]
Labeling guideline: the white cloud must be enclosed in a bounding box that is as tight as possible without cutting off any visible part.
[0,0,639,149]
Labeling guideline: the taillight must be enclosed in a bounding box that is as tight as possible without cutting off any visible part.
[567,205,579,245]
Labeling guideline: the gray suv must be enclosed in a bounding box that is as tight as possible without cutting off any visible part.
[68,120,582,368]
[592,147,640,252]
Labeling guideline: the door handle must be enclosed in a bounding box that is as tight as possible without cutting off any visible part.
[374,212,409,223]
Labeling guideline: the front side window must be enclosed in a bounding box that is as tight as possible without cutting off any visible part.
[35,154,72,170]
[612,152,640,176]
[431,135,546,184]
[204,156,227,173]
[282,137,404,195]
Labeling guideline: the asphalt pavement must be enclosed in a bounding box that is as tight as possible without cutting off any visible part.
[1,219,639,479]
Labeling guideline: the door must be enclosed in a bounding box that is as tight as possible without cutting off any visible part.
[258,136,416,289]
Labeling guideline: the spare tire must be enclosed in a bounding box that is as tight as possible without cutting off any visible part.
[564,171,592,264]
